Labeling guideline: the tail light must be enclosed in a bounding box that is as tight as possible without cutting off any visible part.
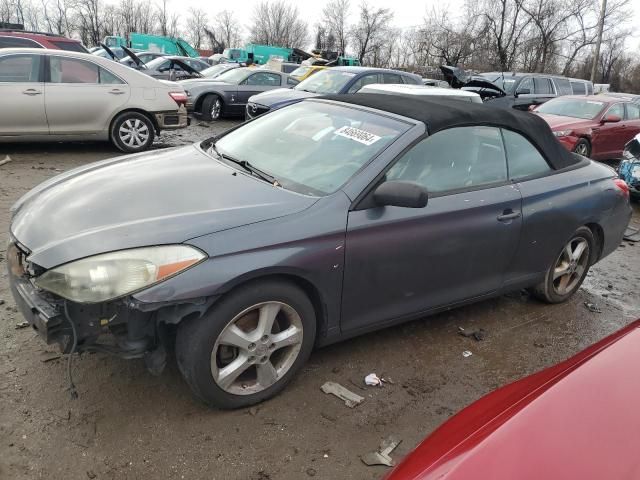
[613,178,630,198]
[168,91,187,107]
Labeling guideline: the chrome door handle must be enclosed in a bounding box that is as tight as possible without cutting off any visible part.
[108,89,125,95]
[22,89,42,95]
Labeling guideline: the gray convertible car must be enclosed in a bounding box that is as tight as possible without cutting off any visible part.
[7,95,631,408]
[181,67,299,120]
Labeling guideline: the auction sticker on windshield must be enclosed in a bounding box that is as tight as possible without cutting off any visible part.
[335,126,381,146]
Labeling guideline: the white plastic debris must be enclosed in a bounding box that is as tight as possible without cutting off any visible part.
[364,373,383,386]
[321,381,364,408]
[462,350,473,358]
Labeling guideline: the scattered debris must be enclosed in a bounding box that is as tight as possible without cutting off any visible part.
[0,155,12,167]
[458,326,487,341]
[41,354,62,363]
[584,302,602,313]
[305,467,317,477]
[15,321,29,330]
[0,299,5,306]
[320,411,337,422]
[623,226,640,243]
[462,350,473,358]
[86,471,97,479]
[361,435,402,467]
[533,342,545,348]
[248,406,259,416]
[320,381,364,408]
[364,373,383,386]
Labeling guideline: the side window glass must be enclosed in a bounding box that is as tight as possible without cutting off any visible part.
[286,76,299,86]
[516,77,533,94]
[386,127,507,193]
[99,68,123,84]
[0,37,42,48]
[626,104,640,120]
[534,77,553,95]
[382,73,403,84]
[606,103,624,119]
[247,73,280,86]
[570,81,586,95]
[0,54,41,82]
[554,78,572,96]
[502,129,551,180]
[347,74,380,93]
[50,57,99,83]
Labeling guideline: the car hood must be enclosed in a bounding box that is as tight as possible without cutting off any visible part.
[10,146,317,269]
[385,320,640,480]
[250,88,318,107]
[440,65,506,96]
[535,113,595,130]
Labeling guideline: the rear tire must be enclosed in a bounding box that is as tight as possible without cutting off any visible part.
[202,94,223,121]
[176,280,316,409]
[531,226,595,303]
[110,111,155,153]
[573,138,591,158]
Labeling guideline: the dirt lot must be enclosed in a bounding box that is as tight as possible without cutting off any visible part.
[1,122,639,480]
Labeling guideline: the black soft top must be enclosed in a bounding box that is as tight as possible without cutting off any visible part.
[318,93,581,170]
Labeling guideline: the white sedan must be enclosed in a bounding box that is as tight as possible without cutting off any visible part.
[0,48,188,152]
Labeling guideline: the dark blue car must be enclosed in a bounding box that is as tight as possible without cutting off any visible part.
[246,66,422,119]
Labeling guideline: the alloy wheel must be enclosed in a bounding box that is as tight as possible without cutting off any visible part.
[211,99,221,119]
[552,237,589,295]
[574,142,589,156]
[211,301,303,395]
[119,118,150,148]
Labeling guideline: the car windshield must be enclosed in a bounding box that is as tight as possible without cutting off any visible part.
[145,57,171,69]
[214,67,251,84]
[536,98,605,119]
[294,69,357,94]
[204,101,409,196]
[202,64,233,78]
[290,66,310,78]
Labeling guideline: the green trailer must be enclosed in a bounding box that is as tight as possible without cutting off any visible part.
[103,33,200,58]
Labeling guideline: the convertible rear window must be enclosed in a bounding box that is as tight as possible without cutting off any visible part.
[207,102,410,196]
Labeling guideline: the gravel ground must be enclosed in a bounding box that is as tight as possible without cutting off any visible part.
[1,120,639,480]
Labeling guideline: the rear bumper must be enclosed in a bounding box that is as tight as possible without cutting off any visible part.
[153,106,188,130]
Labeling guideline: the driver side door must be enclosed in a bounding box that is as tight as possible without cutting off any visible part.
[340,126,522,333]
[236,72,282,107]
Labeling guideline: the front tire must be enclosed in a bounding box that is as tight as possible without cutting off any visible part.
[531,226,595,303]
[573,138,591,158]
[110,111,155,153]
[201,94,223,121]
[176,280,316,409]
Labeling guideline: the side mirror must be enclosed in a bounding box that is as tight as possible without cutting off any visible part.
[373,181,428,208]
[516,88,530,96]
[602,114,621,123]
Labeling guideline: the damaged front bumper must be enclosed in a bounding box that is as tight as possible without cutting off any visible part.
[7,240,213,360]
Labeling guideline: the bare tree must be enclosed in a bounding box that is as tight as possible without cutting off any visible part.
[249,0,307,47]
[72,0,103,46]
[349,1,393,65]
[213,9,242,49]
[157,0,168,36]
[185,7,207,48]
[322,0,350,54]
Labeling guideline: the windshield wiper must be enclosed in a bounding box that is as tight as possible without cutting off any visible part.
[209,143,281,187]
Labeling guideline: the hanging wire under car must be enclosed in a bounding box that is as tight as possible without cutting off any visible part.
[63,301,79,399]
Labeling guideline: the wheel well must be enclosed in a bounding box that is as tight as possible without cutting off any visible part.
[222,274,327,341]
[195,93,222,114]
[585,222,604,262]
[109,109,159,136]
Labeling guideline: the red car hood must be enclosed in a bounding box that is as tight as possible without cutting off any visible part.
[536,113,596,131]
[386,320,640,480]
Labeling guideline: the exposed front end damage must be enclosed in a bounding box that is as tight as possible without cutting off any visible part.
[7,239,214,374]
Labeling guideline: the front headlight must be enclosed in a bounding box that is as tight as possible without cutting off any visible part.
[34,245,206,303]
[553,130,573,137]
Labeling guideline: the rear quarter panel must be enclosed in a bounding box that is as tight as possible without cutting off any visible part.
[506,161,629,286]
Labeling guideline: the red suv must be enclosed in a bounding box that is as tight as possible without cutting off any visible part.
[0,29,88,52]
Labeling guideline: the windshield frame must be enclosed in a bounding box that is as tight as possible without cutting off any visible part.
[199,99,415,197]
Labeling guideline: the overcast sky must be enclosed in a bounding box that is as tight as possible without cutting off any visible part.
[161,0,640,49]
